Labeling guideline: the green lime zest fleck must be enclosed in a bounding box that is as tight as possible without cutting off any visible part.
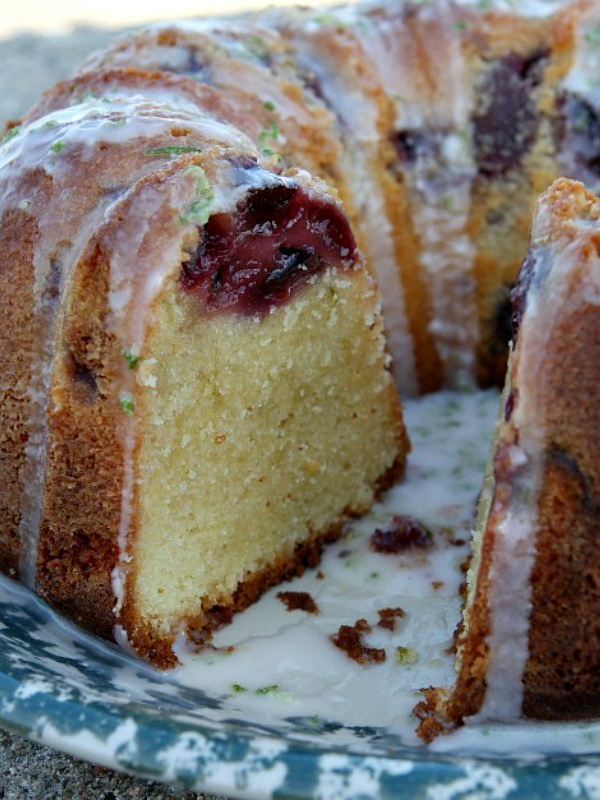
[2,126,21,144]
[50,140,67,153]
[396,646,418,665]
[146,146,204,156]
[248,34,268,60]
[573,105,593,133]
[585,23,600,45]
[314,13,342,27]
[124,349,140,370]
[353,18,370,33]
[258,120,281,156]
[120,393,135,416]
[179,165,215,226]
[454,19,469,31]
[255,684,293,701]
[232,684,247,693]
[264,100,277,112]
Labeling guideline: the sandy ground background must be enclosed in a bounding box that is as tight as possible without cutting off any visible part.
[0,0,323,37]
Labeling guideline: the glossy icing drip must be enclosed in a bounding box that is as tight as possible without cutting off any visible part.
[0,116,138,587]
[453,0,581,15]
[373,4,478,389]
[471,312,547,721]
[343,149,418,394]
[277,1,481,391]
[409,135,478,389]
[473,439,541,722]
[357,0,580,15]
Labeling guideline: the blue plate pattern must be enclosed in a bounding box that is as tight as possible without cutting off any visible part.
[2,575,600,799]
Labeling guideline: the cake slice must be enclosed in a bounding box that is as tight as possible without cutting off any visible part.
[0,84,407,666]
[417,177,600,737]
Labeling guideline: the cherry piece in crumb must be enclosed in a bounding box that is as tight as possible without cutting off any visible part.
[181,182,356,316]
[370,514,433,553]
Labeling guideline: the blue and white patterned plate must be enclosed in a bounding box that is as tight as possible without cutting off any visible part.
[2,393,600,800]
[3,574,600,800]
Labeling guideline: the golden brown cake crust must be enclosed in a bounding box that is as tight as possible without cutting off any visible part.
[524,304,600,718]
[35,240,123,641]
[0,207,39,576]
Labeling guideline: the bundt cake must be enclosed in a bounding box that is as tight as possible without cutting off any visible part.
[417,177,600,739]
[0,81,406,665]
[2,0,600,697]
[80,0,600,394]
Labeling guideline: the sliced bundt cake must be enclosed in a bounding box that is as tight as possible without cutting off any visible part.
[0,82,407,665]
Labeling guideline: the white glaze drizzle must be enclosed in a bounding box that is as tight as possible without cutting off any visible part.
[409,142,479,390]
[342,149,419,395]
[356,0,582,16]
[17,198,124,588]
[267,1,481,391]
[80,18,323,138]
[365,2,479,389]
[451,0,582,15]
[471,443,541,722]
[1,113,146,587]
